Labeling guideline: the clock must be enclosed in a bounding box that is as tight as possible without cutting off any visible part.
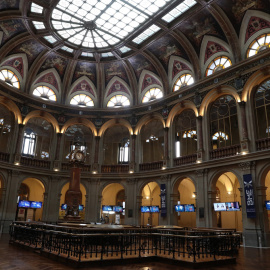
[74,151,84,162]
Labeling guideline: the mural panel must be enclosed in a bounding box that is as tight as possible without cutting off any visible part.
[35,72,59,91]
[104,61,129,86]
[0,0,20,11]
[71,79,95,97]
[72,61,96,86]
[106,79,130,97]
[1,57,24,78]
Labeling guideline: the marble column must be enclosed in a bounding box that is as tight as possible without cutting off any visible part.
[238,101,249,153]
[163,127,169,168]
[53,133,62,170]
[14,124,25,164]
[93,136,100,172]
[129,134,136,172]
[196,116,203,161]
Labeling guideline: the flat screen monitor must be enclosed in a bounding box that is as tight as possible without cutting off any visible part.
[18,200,30,208]
[185,204,195,212]
[213,202,226,211]
[102,205,113,211]
[265,201,270,210]
[175,205,185,212]
[79,205,84,211]
[30,201,42,209]
[225,202,240,211]
[141,206,150,213]
[150,206,159,213]
[61,204,67,210]
[113,206,123,213]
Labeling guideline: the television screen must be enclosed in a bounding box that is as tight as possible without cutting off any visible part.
[61,204,67,210]
[79,205,84,211]
[141,206,150,213]
[102,205,113,211]
[18,200,30,208]
[213,202,226,211]
[150,206,159,213]
[30,201,42,209]
[225,202,240,211]
[185,204,195,212]
[265,201,270,210]
[113,206,123,213]
[175,205,185,212]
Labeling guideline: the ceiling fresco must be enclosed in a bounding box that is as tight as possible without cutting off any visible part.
[104,61,129,86]
[72,61,97,86]
[0,0,20,11]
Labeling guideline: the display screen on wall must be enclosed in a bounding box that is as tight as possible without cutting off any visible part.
[30,201,42,209]
[113,206,123,213]
[79,205,84,211]
[61,204,67,210]
[213,202,227,211]
[141,206,150,213]
[225,202,240,211]
[102,205,113,211]
[184,204,195,212]
[18,200,30,208]
[150,206,159,213]
[265,201,270,210]
[175,205,185,212]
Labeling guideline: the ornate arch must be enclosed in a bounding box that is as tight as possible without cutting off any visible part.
[239,10,270,59]
[171,175,197,195]
[134,112,165,135]
[31,68,61,101]
[61,117,97,136]
[166,100,198,128]
[199,85,240,116]
[0,96,22,124]
[98,118,133,137]
[23,110,60,133]
[98,181,127,197]
[67,75,97,106]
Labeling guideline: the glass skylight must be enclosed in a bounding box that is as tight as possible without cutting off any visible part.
[33,21,46,30]
[162,0,196,23]
[120,46,131,53]
[44,36,57,44]
[101,52,114,57]
[81,52,94,57]
[61,46,73,53]
[132,24,160,44]
[51,0,173,49]
[31,3,43,14]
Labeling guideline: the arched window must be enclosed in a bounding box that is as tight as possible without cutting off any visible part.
[210,95,239,150]
[254,79,270,139]
[142,88,163,103]
[107,95,130,108]
[118,139,130,164]
[33,86,57,101]
[0,69,20,89]
[206,56,232,76]
[173,73,194,92]
[70,94,94,107]
[247,33,270,58]
[174,109,197,157]
[22,129,36,157]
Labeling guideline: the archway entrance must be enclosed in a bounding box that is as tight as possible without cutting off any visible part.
[173,178,196,228]
[141,182,160,227]
[101,183,125,224]
[16,178,45,221]
[214,172,242,231]
[59,183,86,220]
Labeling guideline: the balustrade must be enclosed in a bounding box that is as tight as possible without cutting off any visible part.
[256,138,270,151]
[0,152,9,162]
[210,145,240,159]
[61,162,91,172]
[101,164,129,173]
[174,154,197,166]
[20,157,50,169]
[139,161,163,171]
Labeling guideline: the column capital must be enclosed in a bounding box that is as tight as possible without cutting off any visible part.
[238,100,246,107]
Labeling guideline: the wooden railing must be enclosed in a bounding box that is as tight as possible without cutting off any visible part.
[101,164,129,173]
[139,161,163,171]
[174,154,197,166]
[256,137,270,151]
[9,222,241,266]
[0,152,9,162]
[61,162,91,172]
[20,157,51,169]
[210,145,240,159]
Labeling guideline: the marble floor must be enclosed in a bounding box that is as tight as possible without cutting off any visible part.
[1,234,270,270]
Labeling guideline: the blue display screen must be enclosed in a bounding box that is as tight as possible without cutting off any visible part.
[265,201,270,210]
[18,200,30,208]
[113,206,123,212]
[30,201,42,209]
[61,204,67,210]
[141,206,150,213]
[150,206,159,213]
[225,202,240,211]
[102,205,113,211]
[175,205,185,212]
[213,202,226,211]
[184,204,195,212]
[79,205,84,211]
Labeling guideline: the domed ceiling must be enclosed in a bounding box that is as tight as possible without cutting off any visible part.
[0,0,270,110]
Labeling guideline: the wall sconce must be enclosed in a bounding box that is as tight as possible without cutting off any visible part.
[129,170,134,174]
[14,162,20,166]
[162,166,166,170]
[146,196,150,200]
[54,168,59,171]
[241,151,247,155]
[92,171,97,174]
[192,193,196,198]
[227,191,232,195]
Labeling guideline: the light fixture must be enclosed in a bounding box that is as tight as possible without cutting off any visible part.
[129,170,134,174]
[54,168,59,171]
[14,162,20,165]
[146,196,150,200]
[241,151,247,155]
[192,193,196,198]
[92,171,97,174]
[162,166,166,170]
[227,191,232,195]
[196,160,202,163]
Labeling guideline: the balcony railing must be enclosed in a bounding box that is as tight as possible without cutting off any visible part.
[20,157,51,169]
[210,144,240,159]
[61,163,91,172]
[174,154,197,166]
[139,161,163,171]
[256,137,270,151]
[0,152,9,162]
[101,164,129,173]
